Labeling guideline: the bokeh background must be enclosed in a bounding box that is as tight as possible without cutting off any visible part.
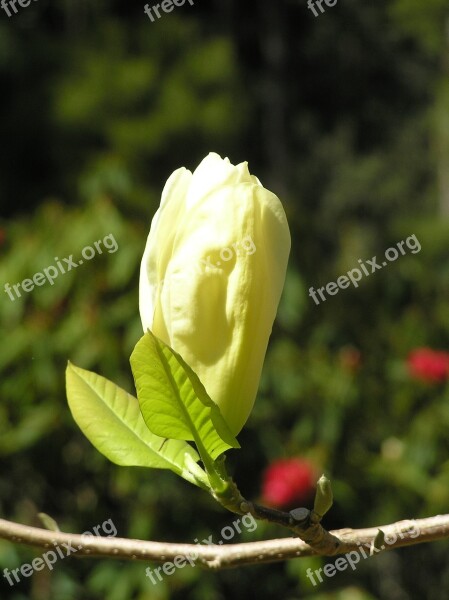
[1,0,449,598]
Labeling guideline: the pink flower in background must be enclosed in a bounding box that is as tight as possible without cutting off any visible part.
[407,347,449,383]
[261,458,316,508]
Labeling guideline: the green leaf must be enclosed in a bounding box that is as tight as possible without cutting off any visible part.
[38,513,61,532]
[66,362,205,487]
[130,332,240,463]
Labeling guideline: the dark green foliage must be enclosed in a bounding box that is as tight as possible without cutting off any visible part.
[1,0,449,598]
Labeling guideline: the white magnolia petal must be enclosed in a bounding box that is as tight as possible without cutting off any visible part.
[139,153,290,434]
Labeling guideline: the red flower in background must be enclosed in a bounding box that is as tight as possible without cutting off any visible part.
[261,458,316,508]
[407,347,449,383]
[338,345,361,373]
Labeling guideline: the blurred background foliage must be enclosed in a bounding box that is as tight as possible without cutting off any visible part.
[1,0,449,598]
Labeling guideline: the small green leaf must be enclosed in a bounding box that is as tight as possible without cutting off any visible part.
[38,513,60,532]
[130,332,240,463]
[66,362,205,487]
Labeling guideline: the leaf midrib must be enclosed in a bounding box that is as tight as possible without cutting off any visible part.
[72,366,187,473]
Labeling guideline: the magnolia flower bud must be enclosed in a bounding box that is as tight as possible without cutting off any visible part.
[139,152,290,435]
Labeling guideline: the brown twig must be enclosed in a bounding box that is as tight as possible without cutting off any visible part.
[0,514,448,570]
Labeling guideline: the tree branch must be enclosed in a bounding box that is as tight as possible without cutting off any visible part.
[0,514,448,570]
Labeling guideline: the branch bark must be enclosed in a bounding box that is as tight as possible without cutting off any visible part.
[0,514,448,570]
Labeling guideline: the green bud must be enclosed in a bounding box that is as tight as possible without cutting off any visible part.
[313,474,333,518]
[38,513,60,532]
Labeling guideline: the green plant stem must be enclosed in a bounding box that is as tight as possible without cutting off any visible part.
[209,468,340,553]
